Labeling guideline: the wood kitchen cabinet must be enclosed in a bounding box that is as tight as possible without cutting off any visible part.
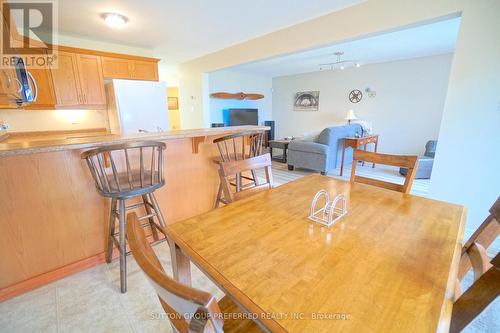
[75,54,106,106]
[131,60,158,81]
[23,67,56,109]
[50,51,81,106]
[23,51,57,110]
[51,51,106,108]
[101,56,132,79]
[101,56,159,81]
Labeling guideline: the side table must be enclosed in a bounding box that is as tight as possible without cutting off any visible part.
[340,134,379,176]
[269,139,290,163]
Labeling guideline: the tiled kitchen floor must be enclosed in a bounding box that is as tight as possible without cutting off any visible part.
[0,241,223,333]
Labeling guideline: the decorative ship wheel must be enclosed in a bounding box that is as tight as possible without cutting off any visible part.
[349,89,363,103]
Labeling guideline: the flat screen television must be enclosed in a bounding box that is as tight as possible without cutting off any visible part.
[225,108,258,126]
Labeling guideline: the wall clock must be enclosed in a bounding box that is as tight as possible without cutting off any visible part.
[349,89,363,103]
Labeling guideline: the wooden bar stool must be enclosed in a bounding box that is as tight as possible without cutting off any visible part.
[82,141,167,293]
[212,130,266,208]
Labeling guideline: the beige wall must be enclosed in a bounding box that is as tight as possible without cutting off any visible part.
[0,109,108,132]
[167,87,181,129]
[179,0,462,128]
[272,54,453,155]
[178,0,500,241]
[428,1,500,240]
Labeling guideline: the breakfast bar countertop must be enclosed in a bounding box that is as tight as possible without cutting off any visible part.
[0,124,268,299]
[0,125,269,157]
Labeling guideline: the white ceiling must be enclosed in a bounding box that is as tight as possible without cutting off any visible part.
[51,0,364,64]
[229,17,461,77]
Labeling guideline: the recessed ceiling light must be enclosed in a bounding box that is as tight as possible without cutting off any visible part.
[102,13,128,28]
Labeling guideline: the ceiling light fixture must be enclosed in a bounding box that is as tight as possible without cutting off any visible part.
[319,52,361,71]
[102,13,128,28]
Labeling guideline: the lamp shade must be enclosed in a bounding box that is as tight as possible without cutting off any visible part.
[345,109,358,121]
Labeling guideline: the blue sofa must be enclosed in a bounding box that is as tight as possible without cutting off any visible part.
[400,140,437,179]
[287,124,363,174]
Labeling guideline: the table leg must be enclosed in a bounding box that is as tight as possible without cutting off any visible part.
[283,147,287,163]
[269,146,273,159]
[362,144,367,166]
[169,239,192,286]
[340,141,346,176]
[373,138,378,168]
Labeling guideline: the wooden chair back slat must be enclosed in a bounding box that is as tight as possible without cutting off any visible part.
[350,150,418,194]
[124,149,134,189]
[81,141,166,198]
[219,153,272,177]
[352,149,417,168]
[126,212,224,333]
[219,153,273,204]
[353,175,404,193]
[233,184,272,201]
[108,152,122,192]
[139,147,144,188]
[213,130,265,162]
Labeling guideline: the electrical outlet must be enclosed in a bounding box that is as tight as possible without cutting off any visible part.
[0,121,10,130]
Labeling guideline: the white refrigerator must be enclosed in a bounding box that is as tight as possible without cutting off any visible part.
[106,79,170,134]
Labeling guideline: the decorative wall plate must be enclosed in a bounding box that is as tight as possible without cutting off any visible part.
[349,89,363,103]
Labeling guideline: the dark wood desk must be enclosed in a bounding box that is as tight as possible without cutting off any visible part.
[340,134,379,176]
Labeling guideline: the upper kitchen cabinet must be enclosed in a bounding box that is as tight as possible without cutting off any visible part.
[101,57,132,79]
[75,54,106,106]
[22,50,57,110]
[24,66,56,109]
[51,51,106,108]
[130,60,159,81]
[101,56,159,81]
[50,51,82,107]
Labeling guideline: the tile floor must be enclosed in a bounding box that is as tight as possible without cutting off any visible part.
[1,162,498,332]
[0,241,223,333]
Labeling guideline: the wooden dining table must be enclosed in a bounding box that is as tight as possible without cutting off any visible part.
[165,174,466,333]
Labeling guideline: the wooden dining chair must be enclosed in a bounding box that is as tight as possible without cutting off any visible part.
[457,197,500,281]
[350,149,418,194]
[213,130,267,207]
[451,253,499,333]
[126,212,262,333]
[219,153,273,204]
[451,197,499,332]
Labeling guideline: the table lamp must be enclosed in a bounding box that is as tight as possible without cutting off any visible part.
[345,109,358,125]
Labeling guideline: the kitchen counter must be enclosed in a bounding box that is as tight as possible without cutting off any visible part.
[0,125,268,157]
[0,125,268,300]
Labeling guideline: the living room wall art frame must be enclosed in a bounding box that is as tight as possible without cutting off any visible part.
[294,91,320,111]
